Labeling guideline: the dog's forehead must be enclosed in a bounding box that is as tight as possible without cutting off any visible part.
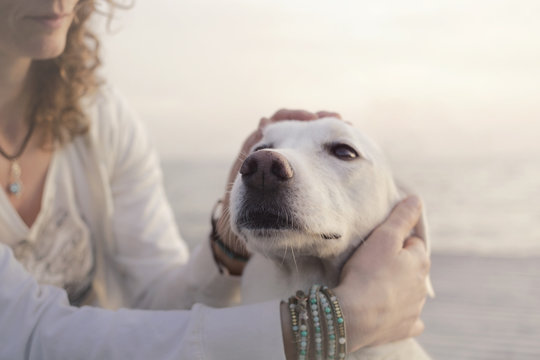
[260,118,382,159]
[262,118,356,145]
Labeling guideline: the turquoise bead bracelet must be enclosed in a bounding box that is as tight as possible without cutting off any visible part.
[309,285,324,360]
[287,285,347,360]
[288,290,310,360]
[322,287,347,359]
[319,290,337,359]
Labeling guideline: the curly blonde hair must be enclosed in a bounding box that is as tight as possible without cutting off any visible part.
[29,0,124,147]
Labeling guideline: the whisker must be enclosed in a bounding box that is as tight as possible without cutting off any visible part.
[291,247,299,274]
[280,243,288,265]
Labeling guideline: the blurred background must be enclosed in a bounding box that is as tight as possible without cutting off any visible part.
[95,1,539,358]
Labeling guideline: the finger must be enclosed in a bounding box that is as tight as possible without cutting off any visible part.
[403,235,431,277]
[418,294,427,312]
[270,109,318,122]
[404,235,428,253]
[316,111,342,119]
[403,237,431,275]
[258,117,271,129]
[239,129,264,155]
[225,129,264,191]
[403,236,429,268]
[367,196,422,255]
[409,319,425,338]
[384,196,422,238]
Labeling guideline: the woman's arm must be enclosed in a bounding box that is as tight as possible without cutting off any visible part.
[0,197,428,360]
[0,243,287,360]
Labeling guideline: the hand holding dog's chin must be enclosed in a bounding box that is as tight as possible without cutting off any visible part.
[333,196,431,352]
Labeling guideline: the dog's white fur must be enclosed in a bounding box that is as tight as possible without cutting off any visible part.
[230,118,432,359]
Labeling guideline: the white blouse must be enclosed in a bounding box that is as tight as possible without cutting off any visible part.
[0,86,286,360]
[0,150,95,305]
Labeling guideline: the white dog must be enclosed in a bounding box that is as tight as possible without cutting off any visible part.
[230,118,433,359]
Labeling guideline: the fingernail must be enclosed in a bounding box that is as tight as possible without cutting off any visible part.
[404,196,421,209]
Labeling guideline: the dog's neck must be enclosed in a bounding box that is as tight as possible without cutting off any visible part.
[241,240,363,303]
[266,244,357,292]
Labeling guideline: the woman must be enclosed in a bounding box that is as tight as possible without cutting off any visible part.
[0,0,430,359]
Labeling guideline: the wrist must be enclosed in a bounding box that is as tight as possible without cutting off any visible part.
[280,301,297,360]
[210,199,249,276]
[283,285,349,359]
[210,237,247,276]
[333,286,362,352]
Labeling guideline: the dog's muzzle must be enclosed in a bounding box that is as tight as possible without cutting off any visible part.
[236,150,298,230]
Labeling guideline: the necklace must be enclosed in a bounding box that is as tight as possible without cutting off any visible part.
[0,120,36,197]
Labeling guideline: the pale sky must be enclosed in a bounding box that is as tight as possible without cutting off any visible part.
[97,0,540,160]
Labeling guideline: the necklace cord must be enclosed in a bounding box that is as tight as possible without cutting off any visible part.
[0,120,36,161]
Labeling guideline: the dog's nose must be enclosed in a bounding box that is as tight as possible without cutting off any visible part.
[240,150,293,190]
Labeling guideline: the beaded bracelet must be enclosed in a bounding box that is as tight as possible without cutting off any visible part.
[319,289,337,359]
[288,285,347,360]
[321,287,347,359]
[309,285,324,360]
[289,290,309,360]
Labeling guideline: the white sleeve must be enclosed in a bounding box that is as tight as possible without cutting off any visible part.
[0,244,286,360]
[94,88,239,309]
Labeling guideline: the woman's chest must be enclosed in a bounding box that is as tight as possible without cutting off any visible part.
[0,150,96,305]
[1,144,53,228]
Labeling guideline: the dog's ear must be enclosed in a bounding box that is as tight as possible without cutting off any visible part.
[396,183,435,298]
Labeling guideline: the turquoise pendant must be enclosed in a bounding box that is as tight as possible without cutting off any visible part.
[8,181,22,195]
[7,161,22,197]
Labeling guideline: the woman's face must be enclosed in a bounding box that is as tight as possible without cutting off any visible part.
[0,0,79,60]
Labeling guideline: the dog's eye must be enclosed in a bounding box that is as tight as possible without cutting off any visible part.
[253,144,272,152]
[330,144,359,160]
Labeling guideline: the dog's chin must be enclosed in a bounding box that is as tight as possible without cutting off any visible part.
[236,226,346,258]
[233,208,346,257]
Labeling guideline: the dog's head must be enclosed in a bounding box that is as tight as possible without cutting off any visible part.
[230,117,408,259]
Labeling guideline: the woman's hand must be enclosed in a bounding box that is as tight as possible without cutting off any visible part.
[213,109,341,275]
[333,196,431,352]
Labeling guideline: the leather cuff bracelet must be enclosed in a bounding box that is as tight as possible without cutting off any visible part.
[210,199,250,263]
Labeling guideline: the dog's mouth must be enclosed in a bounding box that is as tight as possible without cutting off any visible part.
[236,210,342,240]
[319,233,342,240]
[237,210,300,231]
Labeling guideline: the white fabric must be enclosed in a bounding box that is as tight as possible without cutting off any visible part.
[0,244,285,360]
[0,86,287,359]
[0,150,95,305]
